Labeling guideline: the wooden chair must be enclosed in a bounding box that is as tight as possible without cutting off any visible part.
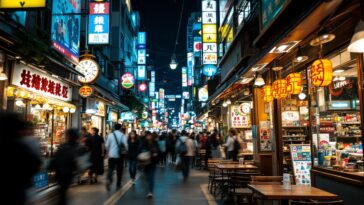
[290,200,344,205]
[250,176,283,185]
[198,149,206,169]
[229,172,259,204]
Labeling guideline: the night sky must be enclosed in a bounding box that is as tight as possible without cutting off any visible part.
[132,0,200,95]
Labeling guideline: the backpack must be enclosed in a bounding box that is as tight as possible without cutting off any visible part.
[233,138,241,152]
[176,138,187,155]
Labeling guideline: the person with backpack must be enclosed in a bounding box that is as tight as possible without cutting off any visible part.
[176,130,194,181]
[105,124,128,191]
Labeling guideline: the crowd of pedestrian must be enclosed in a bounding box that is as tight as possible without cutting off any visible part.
[0,111,244,205]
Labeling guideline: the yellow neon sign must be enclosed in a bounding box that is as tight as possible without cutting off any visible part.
[0,0,46,9]
[202,24,217,34]
[203,33,217,43]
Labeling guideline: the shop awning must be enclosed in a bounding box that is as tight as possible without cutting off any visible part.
[91,86,129,111]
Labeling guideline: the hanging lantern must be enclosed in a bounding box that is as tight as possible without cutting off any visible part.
[286,72,302,94]
[311,59,333,87]
[272,79,288,99]
[262,85,273,102]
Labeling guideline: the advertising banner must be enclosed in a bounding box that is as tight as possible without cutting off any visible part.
[51,0,81,63]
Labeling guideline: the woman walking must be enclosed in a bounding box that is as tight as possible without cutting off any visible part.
[127,130,139,184]
[138,131,160,198]
[85,127,105,184]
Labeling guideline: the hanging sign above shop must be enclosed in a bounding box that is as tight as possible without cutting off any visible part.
[201,0,217,65]
[11,63,72,102]
[138,83,147,92]
[198,85,208,102]
[203,64,217,77]
[76,59,100,84]
[0,0,46,9]
[79,85,93,98]
[88,0,110,45]
[142,111,148,119]
[121,72,135,89]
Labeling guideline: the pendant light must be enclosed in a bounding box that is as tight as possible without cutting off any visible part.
[169,54,178,70]
[310,28,335,46]
[294,46,308,63]
[254,74,265,86]
[226,99,231,105]
[348,20,364,53]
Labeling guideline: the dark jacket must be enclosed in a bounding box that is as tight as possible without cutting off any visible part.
[51,142,79,180]
[138,139,160,165]
[127,139,140,160]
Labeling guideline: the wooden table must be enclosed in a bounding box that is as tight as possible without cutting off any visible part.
[215,164,258,170]
[248,184,338,201]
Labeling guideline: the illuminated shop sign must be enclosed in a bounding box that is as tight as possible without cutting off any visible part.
[0,0,46,9]
[121,72,135,89]
[182,67,187,87]
[137,65,146,80]
[12,63,72,101]
[203,64,217,77]
[88,1,110,44]
[202,0,217,65]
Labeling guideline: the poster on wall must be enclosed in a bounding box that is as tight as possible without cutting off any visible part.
[231,105,251,128]
[259,121,273,151]
[51,0,81,63]
[290,144,312,185]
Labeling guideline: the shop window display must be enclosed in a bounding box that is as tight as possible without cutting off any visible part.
[310,49,363,173]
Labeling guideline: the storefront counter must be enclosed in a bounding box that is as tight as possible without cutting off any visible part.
[311,167,364,205]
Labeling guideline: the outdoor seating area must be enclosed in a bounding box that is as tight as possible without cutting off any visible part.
[206,159,343,205]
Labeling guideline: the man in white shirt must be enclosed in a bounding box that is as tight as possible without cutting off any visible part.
[105,124,128,191]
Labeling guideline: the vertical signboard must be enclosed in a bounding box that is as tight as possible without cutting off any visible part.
[137,65,146,80]
[187,52,194,86]
[149,71,155,97]
[51,0,81,63]
[202,0,218,65]
[88,0,110,45]
[182,67,187,87]
[137,32,147,80]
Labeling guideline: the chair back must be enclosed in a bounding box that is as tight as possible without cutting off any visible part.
[250,176,283,185]
[290,200,344,205]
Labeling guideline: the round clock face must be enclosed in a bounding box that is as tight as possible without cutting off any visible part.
[76,59,100,84]
[240,103,250,114]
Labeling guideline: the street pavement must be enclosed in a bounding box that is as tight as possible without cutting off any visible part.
[36,165,212,205]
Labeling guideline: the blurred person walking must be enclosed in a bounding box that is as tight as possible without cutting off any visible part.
[127,130,139,184]
[158,132,167,167]
[176,130,194,181]
[50,129,81,205]
[105,124,128,191]
[167,129,178,164]
[138,131,160,198]
[0,113,42,205]
[85,127,105,184]
[224,128,239,161]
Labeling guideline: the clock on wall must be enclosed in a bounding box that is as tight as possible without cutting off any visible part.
[240,103,251,114]
[75,59,100,84]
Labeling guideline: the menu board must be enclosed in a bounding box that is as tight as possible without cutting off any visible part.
[231,104,251,128]
[290,144,312,185]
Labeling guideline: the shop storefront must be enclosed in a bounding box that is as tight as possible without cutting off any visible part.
[6,62,76,189]
[82,98,106,137]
